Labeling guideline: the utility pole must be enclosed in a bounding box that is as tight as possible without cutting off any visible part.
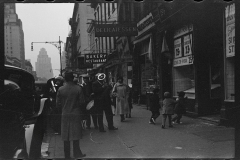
[31,36,63,76]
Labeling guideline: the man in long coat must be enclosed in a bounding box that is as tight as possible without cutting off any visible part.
[92,73,118,132]
[56,72,86,158]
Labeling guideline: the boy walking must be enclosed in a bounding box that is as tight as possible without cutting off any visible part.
[172,91,187,124]
[149,88,160,124]
[162,92,176,129]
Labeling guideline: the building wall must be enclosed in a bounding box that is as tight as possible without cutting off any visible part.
[35,48,54,80]
[4,3,25,69]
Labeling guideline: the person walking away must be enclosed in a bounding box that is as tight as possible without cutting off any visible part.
[112,77,130,122]
[149,88,160,124]
[162,92,176,129]
[126,84,133,118]
[81,74,98,129]
[45,76,64,134]
[172,91,187,124]
[56,72,86,158]
[92,73,118,132]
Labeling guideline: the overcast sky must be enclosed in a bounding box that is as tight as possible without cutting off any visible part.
[16,3,74,77]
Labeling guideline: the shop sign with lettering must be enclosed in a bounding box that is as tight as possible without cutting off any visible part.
[95,24,137,37]
[174,24,193,38]
[85,53,107,64]
[174,38,182,58]
[137,12,155,36]
[183,34,192,56]
[225,3,235,57]
[173,55,194,67]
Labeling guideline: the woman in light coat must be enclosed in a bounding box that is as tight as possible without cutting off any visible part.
[112,77,129,122]
[56,72,86,158]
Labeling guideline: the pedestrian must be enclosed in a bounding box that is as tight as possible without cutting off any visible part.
[112,76,130,122]
[161,92,176,129]
[126,84,133,118]
[81,74,98,129]
[92,73,118,132]
[172,91,187,124]
[45,76,64,134]
[56,72,86,158]
[149,88,160,124]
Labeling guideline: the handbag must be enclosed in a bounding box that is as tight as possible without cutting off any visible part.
[111,105,116,115]
[86,100,94,110]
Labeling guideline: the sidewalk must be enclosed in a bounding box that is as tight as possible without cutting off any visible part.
[41,104,234,159]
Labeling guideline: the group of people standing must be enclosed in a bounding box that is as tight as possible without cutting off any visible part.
[53,71,131,159]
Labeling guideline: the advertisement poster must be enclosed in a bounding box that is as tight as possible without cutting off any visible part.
[174,38,182,58]
[226,3,235,57]
[183,34,192,56]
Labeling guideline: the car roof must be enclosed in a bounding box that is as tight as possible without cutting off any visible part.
[5,64,32,75]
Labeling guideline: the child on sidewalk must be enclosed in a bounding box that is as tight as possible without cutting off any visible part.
[162,92,176,129]
[172,91,187,124]
[149,88,160,124]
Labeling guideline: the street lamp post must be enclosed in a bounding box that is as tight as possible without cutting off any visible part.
[31,36,63,76]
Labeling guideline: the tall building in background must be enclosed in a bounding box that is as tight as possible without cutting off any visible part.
[4,3,25,69]
[35,48,54,80]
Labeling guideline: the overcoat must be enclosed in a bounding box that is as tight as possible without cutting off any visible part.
[56,82,85,141]
[162,98,176,115]
[149,94,160,112]
[174,97,186,114]
[112,83,129,115]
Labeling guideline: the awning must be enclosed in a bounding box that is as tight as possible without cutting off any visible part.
[133,33,152,45]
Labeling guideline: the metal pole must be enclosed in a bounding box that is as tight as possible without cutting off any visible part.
[59,36,62,76]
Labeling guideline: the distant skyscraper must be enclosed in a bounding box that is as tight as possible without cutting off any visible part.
[35,48,54,80]
[4,3,25,69]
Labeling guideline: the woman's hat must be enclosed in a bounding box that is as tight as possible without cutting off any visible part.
[164,92,170,97]
[177,91,185,97]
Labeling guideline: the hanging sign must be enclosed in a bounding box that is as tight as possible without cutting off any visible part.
[183,34,192,56]
[173,55,194,67]
[95,24,137,37]
[137,12,155,36]
[225,3,235,57]
[174,38,182,58]
[85,53,107,64]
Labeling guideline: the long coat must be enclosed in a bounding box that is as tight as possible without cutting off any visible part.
[149,94,160,112]
[112,83,129,115]
[56,82,85,141]
[162,98,176,115]
[92,80,106,110]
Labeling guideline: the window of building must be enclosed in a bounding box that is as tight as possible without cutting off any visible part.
[172,25,195,98]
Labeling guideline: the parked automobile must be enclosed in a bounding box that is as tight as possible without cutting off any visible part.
[0,65,49,159]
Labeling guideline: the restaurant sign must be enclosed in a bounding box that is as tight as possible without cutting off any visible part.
[95,24,137,37]
[85,53,107,64]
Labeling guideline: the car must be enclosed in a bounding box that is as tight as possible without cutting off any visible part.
[0,65,49,159]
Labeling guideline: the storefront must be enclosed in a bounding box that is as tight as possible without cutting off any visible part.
[133,12,158,104]
[221,2,235,126]
[157,2,224,116]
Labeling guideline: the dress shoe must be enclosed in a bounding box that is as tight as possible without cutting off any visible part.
[99,130,106,132]
[95,126,99,129]
[109,126,118,130]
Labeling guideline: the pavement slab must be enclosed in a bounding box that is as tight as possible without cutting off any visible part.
[42,104,234,159]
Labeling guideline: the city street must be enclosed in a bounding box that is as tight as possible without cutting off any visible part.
[41,104,234,159]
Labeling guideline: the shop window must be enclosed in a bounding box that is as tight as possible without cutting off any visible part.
[173,25,194,98]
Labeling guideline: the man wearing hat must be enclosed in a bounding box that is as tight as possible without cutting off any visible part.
[92,73,118,132]
[81,74,98,129]
[56,72,86,158]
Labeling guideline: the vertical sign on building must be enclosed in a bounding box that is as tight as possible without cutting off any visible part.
[226,3,235,57]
